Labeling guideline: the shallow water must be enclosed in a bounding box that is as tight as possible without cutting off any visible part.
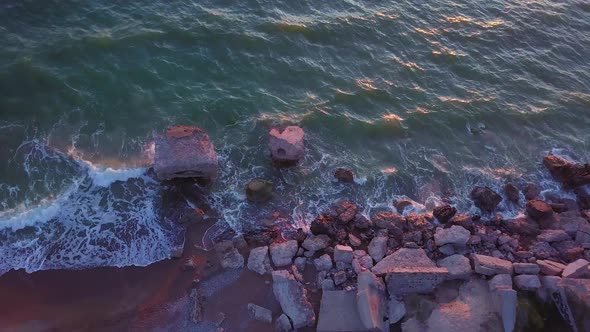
[1,0,589,273]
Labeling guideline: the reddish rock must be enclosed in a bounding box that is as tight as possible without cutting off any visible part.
[503,217,540,237]
[504,183,520,203]
[393,199,415,213]
[543,155,590,188]
[372,212,406,231]
[269,126,305,166]
[334,168,354,183]
[310,215,335,236]
[523,183,541,200]
[470,186,502,213]
[526,200,554,221]
[335,201,358,224]
[433,205,457,223]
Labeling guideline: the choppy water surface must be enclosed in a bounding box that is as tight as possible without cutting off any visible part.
[1,0,589,274]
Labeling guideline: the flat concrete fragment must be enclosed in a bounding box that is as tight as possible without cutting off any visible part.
[385,267,449,295]
[317,291,368,332]
[372,248,435,276]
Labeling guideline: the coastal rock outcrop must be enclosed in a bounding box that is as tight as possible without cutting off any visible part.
[433,205,457,223]
[154,125,218,182]
[470,186,502,213]
[543,155,590,188]
[272,270,316,328]
[269,126,305,166]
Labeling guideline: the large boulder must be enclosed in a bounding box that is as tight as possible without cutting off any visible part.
[154,125,218,182]
[245,179,273,203]
[272,270,316,328]
[247,246,272,275]
[543,155,590,188]
[433,205,457,223]
[526,200,554,221]
[368,236,388,262]
[269,126,305,165]
[471,254,513,276]
[214,241,244,269]
[470,186,502,213]
[434,225,470,247]
[437,254,472,280]
[270,240,299,267]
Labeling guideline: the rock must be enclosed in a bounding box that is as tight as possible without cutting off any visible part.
[247,303,272,323]
[543,155,590,188]
[247,246,272,275]
[504,183,520,203]
[321,278,335,291]
[472,254,513,276]
[214,241,244,270]
[562,259,590,278]
[437,255,472,280]
[317,291,367,332]
[393,198,415,214]
[302,234,331,251]
[491,288,517,332]
[368,236,388,263]
[538,229,570,243]
[530,241,559,259]
[245,179,273,203]
[334,245,353,263]
[470,186,502,213]
[514,275,541,291]
[334,201,358,224]
[372,249,448,295]
[334,168,354,183]
[358,255,374,272]
[333,271,348,286]
[275,313,293,331]
[556,278,590,331]
[575,224,590,246]
[388,296,406,325]
[154,125,218,182]
[434,225,470,247]
[348,233,362,247]
[271,270,316,328]
[270,240,299,267]
[356,271,387,331]
[269,126,305,165]
[371,211,406,232]
[489,274,513,290]
[537,260,566,276]
[513,263,540,275]
[294,257,307,272]
[503,217,541,236]
[526,200,554,221]
[433,205,457,223]
[314,254,333,272]
[523,183,541,200]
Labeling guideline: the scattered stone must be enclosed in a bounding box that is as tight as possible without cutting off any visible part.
[433,205,457,223]
[270,240,299,267]
[334,245,353,263]
[348,233,362,247]
[537,260,566,276]
[214,241,244,270]
[245,179,273,203]
[314,254,333,272]
[470,186,502,213]
[523,183,541,200]
[368,236,388,263]
[154,125,218,182]
[271,270,316,328]
[372,211,406,232]
[530,241,559,259]
[538,229,570,243]
[275,313,293,331]
[513,263,541,275]
[269,126,305,165]
[489,274,513,291]
[504,183,520,203]
[302,234,331,251]
[388,296,406,325]
[543,155,590,188]
[526,200,554,221]
[434,225,470,247]
[334,168,354,183]
[317,291,366,332]
[335,201,358,224]
[576,224,590,246]
[514,275,541,291]
[356,271,387,331]
[562,259,590,278]
[437,254,472,280]
[247,246,272,275]
[294,257,307,272]
[247,303,272,323]
[472,254,513,276]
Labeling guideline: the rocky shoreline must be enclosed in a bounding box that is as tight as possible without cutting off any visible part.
[2,125,590,331]
[152,125,590,331]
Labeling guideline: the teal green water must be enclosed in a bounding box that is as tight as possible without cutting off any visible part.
[1,1,590,273]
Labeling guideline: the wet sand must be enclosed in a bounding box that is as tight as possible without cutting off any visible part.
[0,220,289,332]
